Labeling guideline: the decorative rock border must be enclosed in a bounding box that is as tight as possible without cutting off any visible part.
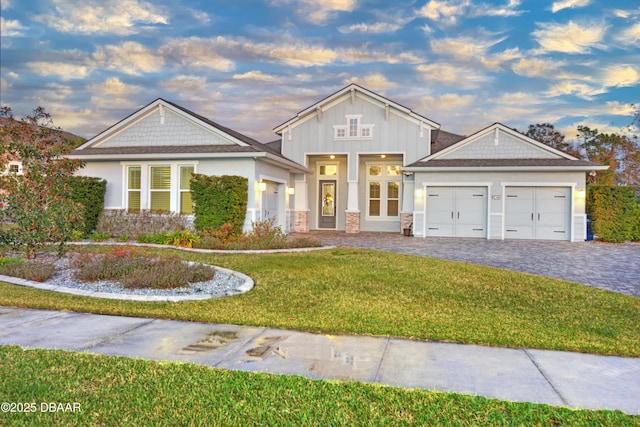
[0,265,254,303]
[1,242,336,302]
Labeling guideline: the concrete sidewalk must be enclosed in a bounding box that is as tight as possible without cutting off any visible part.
[1,306,638,415]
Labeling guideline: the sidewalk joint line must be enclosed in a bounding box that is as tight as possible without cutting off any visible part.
[373,337,391,383]
[77,318,157,351]
[523,349,569,407]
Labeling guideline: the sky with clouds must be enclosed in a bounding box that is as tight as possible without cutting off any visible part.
[1,0,639,142]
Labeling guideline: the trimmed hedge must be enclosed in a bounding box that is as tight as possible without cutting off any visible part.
[633,204,640,242]
[586,185,639,242]
[191,174,248,234]
[68,176,107,235]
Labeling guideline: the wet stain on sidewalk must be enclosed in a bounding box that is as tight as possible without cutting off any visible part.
[179,330,238,354]
[246,336,286,360]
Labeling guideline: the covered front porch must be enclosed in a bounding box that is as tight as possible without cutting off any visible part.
[290,154,414,234]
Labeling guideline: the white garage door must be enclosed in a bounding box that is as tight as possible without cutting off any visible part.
[504,187,570,241]
[425,187,487,238]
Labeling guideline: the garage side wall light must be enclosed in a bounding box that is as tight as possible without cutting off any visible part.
[576,189,586,198]
[287,186,295,195]
[415,188,423,198]
[257,181,267,192]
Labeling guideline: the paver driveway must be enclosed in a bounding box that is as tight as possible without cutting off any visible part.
[296,232,640,297]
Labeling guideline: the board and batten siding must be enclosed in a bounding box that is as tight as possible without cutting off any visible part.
[281,93,433,174]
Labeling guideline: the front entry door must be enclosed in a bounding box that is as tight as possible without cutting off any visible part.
[319,180,336,229]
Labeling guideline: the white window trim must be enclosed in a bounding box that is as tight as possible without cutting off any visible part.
[121,161,198,214]
[333,114,374,140]
[178,165,195,214]
[3,161,23,175]
[365,161,402,220]
[317,161,339,178]
[149,164,172,213]
[126,165,142,211]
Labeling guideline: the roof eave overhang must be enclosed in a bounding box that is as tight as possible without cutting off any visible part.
[67,152,267,161]
[77,99,252,150]
[66,151,311,173]
[273,85,440,134]
[262,153,310,173]
[402,165,610,172]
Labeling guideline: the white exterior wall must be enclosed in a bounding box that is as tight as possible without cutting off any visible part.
[413,170,588,241]
[75,161,123,209]
[255,160,295,231]
[78,158,261,232]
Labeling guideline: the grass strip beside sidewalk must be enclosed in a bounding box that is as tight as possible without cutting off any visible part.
[1,346,637,426]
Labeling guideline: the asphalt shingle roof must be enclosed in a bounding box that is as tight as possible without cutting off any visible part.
[70,99,295,163]
[70,145,258,156]
[430,129,466,154]
[407,158,602,168]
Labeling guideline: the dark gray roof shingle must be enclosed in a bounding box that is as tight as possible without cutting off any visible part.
[71,99,298,164]
[431,129,466,154]
[70,145,257,156]
[407,158,604,168]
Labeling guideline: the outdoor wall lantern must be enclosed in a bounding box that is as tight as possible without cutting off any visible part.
[415,188,423,198]
[258,181,267,192]
[576,189,586,198]
[287,186,295,195]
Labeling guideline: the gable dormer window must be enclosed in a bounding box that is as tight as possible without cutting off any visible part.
[333,114,374,140]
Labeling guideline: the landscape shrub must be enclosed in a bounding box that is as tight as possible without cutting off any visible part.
[0,256,23,267]
[73,248,149,282]
[136,230,199,248]
[632,203,640,242]
[586,185,638,242]
[96,210,189,239]
[0,258,55,282]
[73,248,214,289]
[121,258,214,289]
[0,106,85,258]
[68,176,107,235]
[191,175,248,235]
[194,218,321,250]
[0,227,17,249]
[88,232,110,242]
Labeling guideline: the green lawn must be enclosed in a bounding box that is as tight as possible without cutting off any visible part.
[1,245,638,356]
[1,346,636,426]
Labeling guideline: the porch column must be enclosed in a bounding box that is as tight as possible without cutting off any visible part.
[293,175,309,233]
[345,181,360,234]
[400,173,414,234]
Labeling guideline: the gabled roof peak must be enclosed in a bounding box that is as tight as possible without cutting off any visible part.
[424,122,579,162]
[273,84,440,134]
